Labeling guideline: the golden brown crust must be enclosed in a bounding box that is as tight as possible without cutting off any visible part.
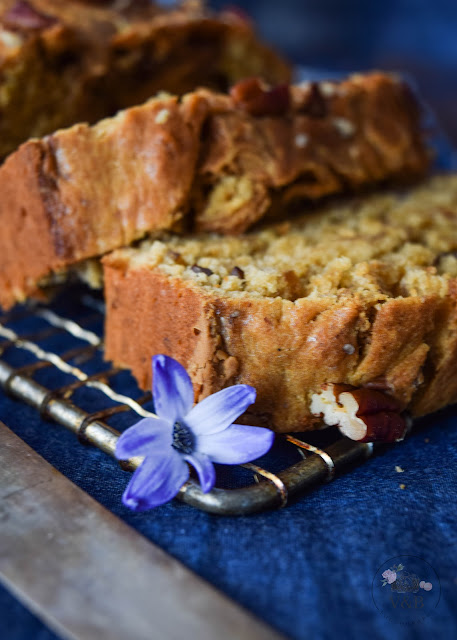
[0,72,429,309]
[102,176,457,432]
[0,140,57,304]
[410,280,457,415]
[0,0,290,158]
[195,73,429,233]
[103,264,456,433]
[0,92,210,308]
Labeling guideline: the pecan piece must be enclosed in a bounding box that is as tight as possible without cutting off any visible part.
[191,264,213,276]
[3,1,58,31]
[230,77,290,117]
[310,383,408,443]
[230,266,245,279]
[301,83,328,118]
[363,378,394,393]
[166,250,186,266]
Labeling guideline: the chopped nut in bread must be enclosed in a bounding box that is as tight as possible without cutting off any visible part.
[310,383,408,442]
[103,174,457,433]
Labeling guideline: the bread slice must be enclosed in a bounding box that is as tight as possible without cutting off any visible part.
[103,174,457,433]
[0,0,289,158]
[0,72,428,309]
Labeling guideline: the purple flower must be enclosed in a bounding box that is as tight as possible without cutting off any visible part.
[116,355,274,511]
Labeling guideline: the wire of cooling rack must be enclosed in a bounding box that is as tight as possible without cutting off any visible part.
[0,294,375,515]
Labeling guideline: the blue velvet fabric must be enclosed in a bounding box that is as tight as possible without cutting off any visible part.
[1,284,457,640]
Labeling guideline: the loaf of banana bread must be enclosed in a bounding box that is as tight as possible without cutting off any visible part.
[0,73,429,309]
[103,174,457,434]
[0,0,289,158]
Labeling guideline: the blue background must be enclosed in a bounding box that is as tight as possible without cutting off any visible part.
[213,0,457,145]
[2,1,457,638]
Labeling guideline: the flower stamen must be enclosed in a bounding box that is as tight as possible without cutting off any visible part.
[172,420,195,454]
[116,355,272,511]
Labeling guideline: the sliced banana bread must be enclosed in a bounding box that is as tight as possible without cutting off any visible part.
[0,73,428,309]
[103,174,457,433]
[0,0,289,158]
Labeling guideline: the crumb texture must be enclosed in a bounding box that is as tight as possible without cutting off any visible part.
[104,174,457,432]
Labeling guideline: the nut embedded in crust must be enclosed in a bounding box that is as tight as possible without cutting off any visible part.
[300,83,328,118]
[230,77,290,117]
[310,383,408,443]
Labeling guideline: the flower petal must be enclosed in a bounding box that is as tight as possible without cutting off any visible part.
[196,424,274,464]
[115,417,172,460]
[122,449,189,511]
[152,355,194,423]
[185,385,256,436]
[184,452,216,493]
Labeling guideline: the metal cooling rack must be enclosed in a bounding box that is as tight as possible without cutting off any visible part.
[0,290,375,515]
